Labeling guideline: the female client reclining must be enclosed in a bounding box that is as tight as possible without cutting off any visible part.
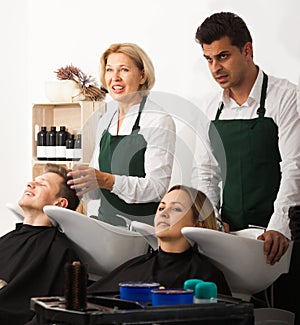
[88,185,231,296]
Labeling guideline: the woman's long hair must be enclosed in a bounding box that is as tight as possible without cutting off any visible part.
[168,185,218,230]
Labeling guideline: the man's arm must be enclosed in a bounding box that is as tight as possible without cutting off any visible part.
[263,80,300,263]
[191,111,222,212]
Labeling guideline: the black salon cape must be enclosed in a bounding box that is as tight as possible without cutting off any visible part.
[0,223,80,325]
[88,246,231,296]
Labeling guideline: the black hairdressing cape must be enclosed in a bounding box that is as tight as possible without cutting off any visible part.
[0,223,80,325]
[88,246,231,296]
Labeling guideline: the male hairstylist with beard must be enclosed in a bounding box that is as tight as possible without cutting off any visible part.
[192,12,300,267]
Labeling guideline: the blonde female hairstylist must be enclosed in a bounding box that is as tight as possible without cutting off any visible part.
[67,43,176,226]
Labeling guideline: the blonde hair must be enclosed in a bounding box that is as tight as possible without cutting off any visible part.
[100,43,155,94]
[168,185,218,230]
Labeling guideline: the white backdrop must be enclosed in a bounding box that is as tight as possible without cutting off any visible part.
[1,0,299,235]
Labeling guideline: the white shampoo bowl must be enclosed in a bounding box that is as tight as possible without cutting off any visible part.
[43,206,149,277]
[130,221,158,250]
[6,202,24,221]
[181,227,293,300]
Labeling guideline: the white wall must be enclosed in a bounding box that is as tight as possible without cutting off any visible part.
[1,0,299,235]
[0,0,31,235]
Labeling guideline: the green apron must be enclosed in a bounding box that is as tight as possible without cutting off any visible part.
[209,72,281,230]
[98,96,159,226]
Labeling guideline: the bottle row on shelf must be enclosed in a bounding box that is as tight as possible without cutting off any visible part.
[37,126,82,161]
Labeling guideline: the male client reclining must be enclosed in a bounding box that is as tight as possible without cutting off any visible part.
[0,164,81,324]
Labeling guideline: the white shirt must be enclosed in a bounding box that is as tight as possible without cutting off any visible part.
[87,97,176,205]
[192,69,300,239]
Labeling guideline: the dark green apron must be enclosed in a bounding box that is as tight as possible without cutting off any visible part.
[209,72,281,230]
[98,96,159,226]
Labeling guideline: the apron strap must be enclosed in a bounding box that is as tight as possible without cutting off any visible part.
[132,95,147,132]
[256,72,268,118]
[215,102,224,120]
[106,111,117,130]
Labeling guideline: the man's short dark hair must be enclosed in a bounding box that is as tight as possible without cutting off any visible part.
[195,12,252,52]
[44,163,80,211]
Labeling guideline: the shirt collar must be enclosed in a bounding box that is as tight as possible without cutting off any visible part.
[249,68,264,104]
[220,67,264,109]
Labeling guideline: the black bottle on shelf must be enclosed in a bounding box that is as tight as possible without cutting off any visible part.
[46,126,57,161]
[66,134,75,161]
[56,126,68,161]
[37,126,47,161]
[74,134,82,161]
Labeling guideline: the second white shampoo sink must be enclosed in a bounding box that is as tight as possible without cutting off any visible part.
[181,227,293,300]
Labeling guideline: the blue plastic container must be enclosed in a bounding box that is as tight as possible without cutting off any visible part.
[151,289,194,306]
[119,282,160,305]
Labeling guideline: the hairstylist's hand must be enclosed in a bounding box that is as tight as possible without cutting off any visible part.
[222,221,230,233]
[67,164,114,196]
[257,230,289,265]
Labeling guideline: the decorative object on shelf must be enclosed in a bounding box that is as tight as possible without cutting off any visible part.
[47,64,107,102]
[45,80,83,102]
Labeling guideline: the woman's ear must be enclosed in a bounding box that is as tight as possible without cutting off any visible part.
[195,220,205,228]
[140,70,146,85]
[54,198,68,208]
